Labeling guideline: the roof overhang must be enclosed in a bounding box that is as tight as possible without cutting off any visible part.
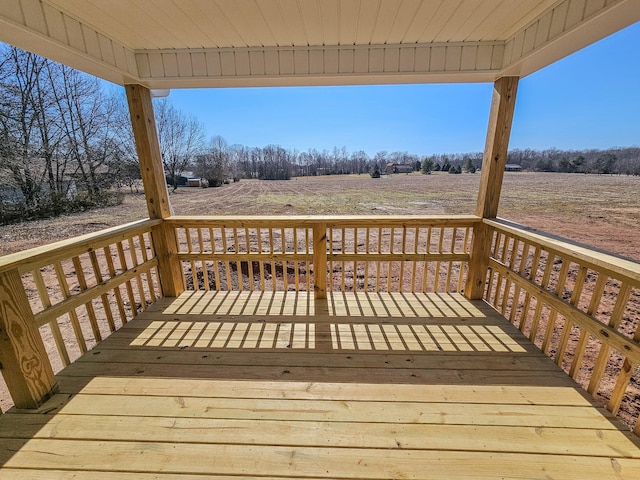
[1,1,639,88]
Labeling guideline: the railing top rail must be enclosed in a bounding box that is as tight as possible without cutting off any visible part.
[167,215,481,227]
[485,218,640,285]
[0,218,162,275]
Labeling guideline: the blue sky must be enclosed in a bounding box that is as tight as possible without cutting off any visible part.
[169,21,640,156]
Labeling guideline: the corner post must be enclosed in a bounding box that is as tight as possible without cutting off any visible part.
[125,84,184,296]
[465,77,519,299]
[0,269,56,408]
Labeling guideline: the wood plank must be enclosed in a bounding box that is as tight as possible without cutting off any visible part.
[2,439,638,479]
[53,377,599,406]
[51,394,618,429]
[0,471,286,480]
[1,414,638,458]
[75,349,560,372]
[56,360,577,386]
[168,215,480,229]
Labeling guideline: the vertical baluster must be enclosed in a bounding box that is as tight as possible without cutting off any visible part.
[496,234,510,312]
[587,282,631,393]
[185,228,196,290]
[552,264,587,364]
[399,226,407,292]
[173,226,187,291]
[116,241,137,317]
[258,227,266,292]
[387,227,395,293]
[53,261,87,352]
[457,227,471,293]
[198,228,210,291]
[354,227,359,292]
[245,227,253,292]
[608,354,639,418]
[328,227,334,293]
[518,246,541,330]
[364,227,370,291]
[435,227,445,292]
[375,227,382,293]
[490,233,508,308]
[234,228,243,292]
[509,242,530,324]
[269,228,276,291]
[445,227,456,292]
[33,269,70,366]
[128,237,147,310]
[563,267,592,378]
[500,237,519,316]
[89,250,117,330]
[104,245,127,324]
[71,256,102,342]
[210,227,221,291]
[222,227,233,291]
[306,227,311,293]
[281,227,287,291]
[411,227,419,292]
[422,227,431,293]
[138,234,157,302]
[528,253,558,341]
[483,232,498,303]
[341,228,346,292]
[293,227,299,292]
[312,223,327,299]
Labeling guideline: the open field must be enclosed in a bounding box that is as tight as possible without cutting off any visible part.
[2,172,639,260]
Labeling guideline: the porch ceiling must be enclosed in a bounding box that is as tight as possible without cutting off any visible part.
[0,1,638,88]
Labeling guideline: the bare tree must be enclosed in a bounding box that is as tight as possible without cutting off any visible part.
[194,135,230,187]
[0,45,134,222]
[154,98,205,191]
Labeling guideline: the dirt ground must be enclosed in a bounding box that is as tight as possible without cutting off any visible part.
[1,172,639,427]
[3,172,639,260]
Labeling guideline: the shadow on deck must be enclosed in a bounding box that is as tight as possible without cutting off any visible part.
[0,292,639,479]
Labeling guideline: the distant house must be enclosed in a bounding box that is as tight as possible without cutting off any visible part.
[386,163,414,174]
[505,164,523,172]
[186,178,203,187]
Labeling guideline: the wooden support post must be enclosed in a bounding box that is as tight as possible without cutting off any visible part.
[126,84,184,296]
[465,77,519,300]
[0,269,56,409]
[125,84,172,220]
[150,223,184,297]
[313,223,328,300]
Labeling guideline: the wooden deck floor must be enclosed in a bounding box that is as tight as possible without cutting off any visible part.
[1,291,639,479]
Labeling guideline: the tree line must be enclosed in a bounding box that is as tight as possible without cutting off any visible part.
[505,148,640,175]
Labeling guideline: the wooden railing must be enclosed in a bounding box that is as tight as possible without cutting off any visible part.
[0,219,162,409]
[2,213,639,436]
[483,218,640,434]
[167,216,478,296]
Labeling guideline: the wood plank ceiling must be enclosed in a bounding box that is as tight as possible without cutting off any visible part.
[0,0,639,87]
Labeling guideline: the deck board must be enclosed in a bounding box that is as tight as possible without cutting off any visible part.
[1,292,639,479]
